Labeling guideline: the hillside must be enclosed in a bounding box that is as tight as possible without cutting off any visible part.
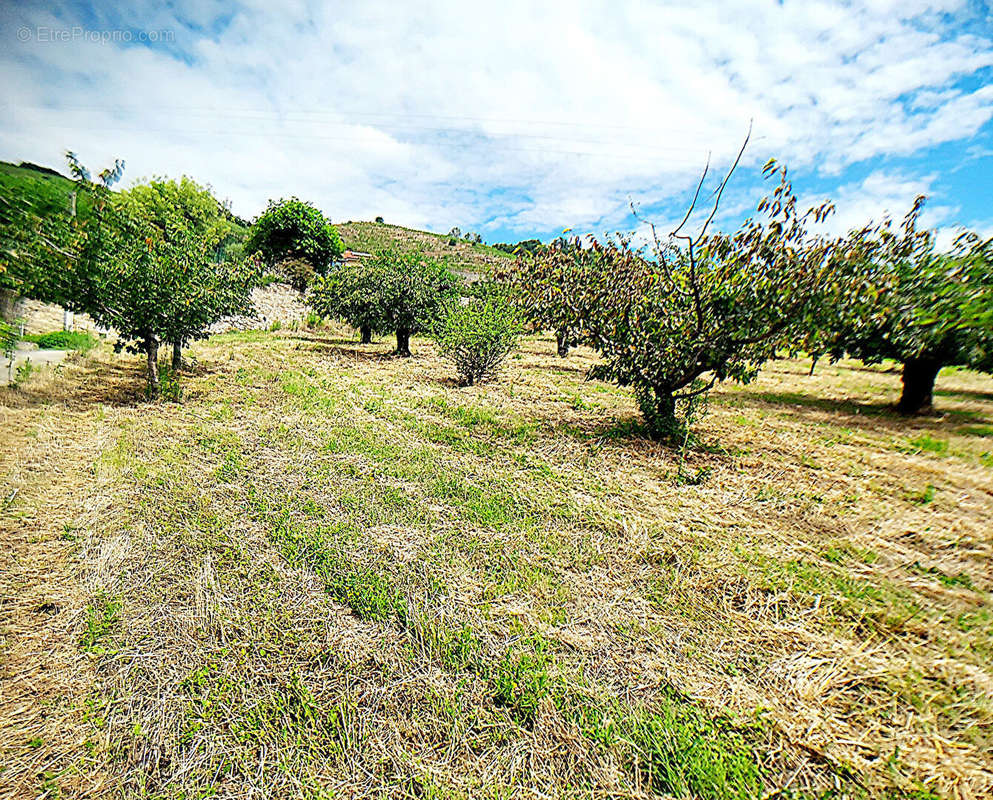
[1,162,508,278]
[0,160,90,218]
[335,220,512,277]
[0,159,249,232]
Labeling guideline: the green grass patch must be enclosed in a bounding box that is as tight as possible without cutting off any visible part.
[80,594,121,654]
[24,330,100,353]
[904,434,948,455]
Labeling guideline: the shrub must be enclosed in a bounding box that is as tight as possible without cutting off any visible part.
[435,297,522,385]
[2,319,20,383]
[156,361,183,402]
[278,257,315,292]
[14,357,33,385]
[25,330,98,353]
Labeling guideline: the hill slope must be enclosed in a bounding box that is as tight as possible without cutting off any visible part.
[0,160,90,218]
[335,220,511,277]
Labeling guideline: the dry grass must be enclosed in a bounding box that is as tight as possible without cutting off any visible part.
[1,328,991,799]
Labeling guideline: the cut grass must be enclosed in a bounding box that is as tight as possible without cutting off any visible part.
[2,328,992,798]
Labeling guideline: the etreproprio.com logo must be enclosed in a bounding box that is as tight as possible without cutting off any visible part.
[16,26,176,44]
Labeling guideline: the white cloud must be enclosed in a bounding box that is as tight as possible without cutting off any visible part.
[0,0,990,239]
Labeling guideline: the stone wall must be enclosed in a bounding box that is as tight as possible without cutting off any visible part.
[4,282,307,337]
[2,293,101,335]
[209,283,309,332]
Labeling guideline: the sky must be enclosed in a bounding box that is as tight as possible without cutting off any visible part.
[1,0,991,247]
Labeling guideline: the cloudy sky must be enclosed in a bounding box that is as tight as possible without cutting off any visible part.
[1,0,991,246]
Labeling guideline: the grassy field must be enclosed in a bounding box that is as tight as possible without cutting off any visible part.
[1,328,991,799]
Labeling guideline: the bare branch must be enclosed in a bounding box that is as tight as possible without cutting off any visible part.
[671,153,711,240]
[697,120,752,244]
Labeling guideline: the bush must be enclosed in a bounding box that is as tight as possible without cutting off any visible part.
[25,330,99,353]
[278,257,316,292]
[435,297,522,385]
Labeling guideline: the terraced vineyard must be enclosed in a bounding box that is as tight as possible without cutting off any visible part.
[335,221,512,278]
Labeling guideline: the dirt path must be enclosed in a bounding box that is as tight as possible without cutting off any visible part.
[1,348,69,387]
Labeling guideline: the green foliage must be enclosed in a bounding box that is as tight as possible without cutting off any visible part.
[307,258,382,339]
[2,319,20,384]
[245,198,342,283]
[2,156,259,395]
[277,256,316,292]
[435,296,522,385]
[121,175,259,348]
[0,318,19,359]
[80,594,121,654]
[156,361,183,402]
[493,238,544,256]
[506,158,844,440]
[24,330,99,353]
[803,204,993,414]
[69,175,255,393]
[0,161,80,298]
[309,248,458,356]
[14,357,33,385]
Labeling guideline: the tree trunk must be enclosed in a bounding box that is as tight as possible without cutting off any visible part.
[145,337,160,396]
[171,342,182,371]
[555,328,570,357]
[395,327,411,357]
[897,356,942,415]
[636,387,679,441]
[0,289,20,323]
[360,324,372,344]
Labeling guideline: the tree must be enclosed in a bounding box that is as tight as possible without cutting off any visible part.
[120,177,260,372]
[435,296,522,385]
[375,216,385,224]
[245,198,342,288]
[309,248,458,356]
[803,205,993,415]
[36,156,258,394]
[307,257,385,344]
[506,145,849,440]
[501,237,583,356]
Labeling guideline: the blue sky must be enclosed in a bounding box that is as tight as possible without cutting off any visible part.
[1,0,991,247]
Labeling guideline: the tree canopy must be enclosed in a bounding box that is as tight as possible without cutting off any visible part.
[505,156,853,440]
[245,198,342,288]
[803,202,993,414]
[309,248,458,356]
[119,177,260,371]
